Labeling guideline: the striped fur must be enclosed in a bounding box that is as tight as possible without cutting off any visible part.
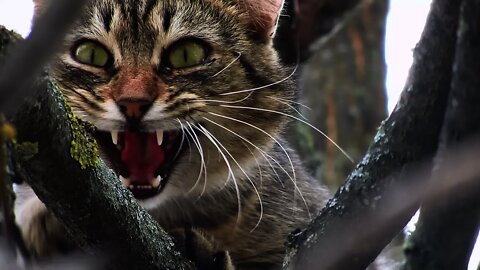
[18,0,329,268]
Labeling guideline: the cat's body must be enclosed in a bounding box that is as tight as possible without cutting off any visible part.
[16,0,329,268]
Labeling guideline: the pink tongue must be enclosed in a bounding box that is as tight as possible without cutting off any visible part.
[120,132,165,183]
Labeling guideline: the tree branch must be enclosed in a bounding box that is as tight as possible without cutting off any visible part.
[0,28,193,270]
[284,0,462,268]
[403,0,480,268]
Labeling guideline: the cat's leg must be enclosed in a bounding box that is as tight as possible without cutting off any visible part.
[16,195,71,258]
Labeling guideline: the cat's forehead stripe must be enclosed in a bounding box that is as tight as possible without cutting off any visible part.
[100,3,114,33]
[162,6,174,33]
[143,0,160,22]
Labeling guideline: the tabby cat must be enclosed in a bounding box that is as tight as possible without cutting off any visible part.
[16,0,330,268]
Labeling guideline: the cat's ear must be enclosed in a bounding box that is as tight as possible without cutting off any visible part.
[236,0,285,42]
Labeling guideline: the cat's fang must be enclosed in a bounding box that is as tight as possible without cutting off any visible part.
[120,175,130,187]
[111,131,118,145]
[152,176,162,188]
[156,130,164,146]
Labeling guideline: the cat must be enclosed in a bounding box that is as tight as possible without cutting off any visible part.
[16,0,330,269]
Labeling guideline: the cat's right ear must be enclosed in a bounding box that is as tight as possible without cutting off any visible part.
[235,0,285,43]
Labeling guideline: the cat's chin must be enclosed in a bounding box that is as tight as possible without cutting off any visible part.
[93,129,185,200]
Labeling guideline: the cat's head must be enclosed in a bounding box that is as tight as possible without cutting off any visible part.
[34,0,293,205]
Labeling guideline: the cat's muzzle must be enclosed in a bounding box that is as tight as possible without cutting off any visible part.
[94,129,184,199]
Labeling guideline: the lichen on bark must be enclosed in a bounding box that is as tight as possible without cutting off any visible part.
[52,80,99,169]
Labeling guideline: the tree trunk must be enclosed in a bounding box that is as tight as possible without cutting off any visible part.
[403,0,480,269]
[284,0,461,268]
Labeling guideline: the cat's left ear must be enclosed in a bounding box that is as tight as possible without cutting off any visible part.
[236,0,285,42]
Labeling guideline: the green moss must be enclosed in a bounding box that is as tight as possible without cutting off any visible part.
[52,82,99,169]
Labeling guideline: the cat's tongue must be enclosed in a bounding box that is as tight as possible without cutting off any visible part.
[120,132,165,183]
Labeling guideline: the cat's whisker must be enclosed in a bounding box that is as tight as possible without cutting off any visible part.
[177,119,206,196]
[193,124,243,227]
[268,96,309,121]
[270,96,313,111]
[218,105,355,163]
[185,121,208,198]
[219,64,298,96]
[204,114,310,218]
[207,112,297,181]
[174,119,188,161]
[194,91,254,104]
[196,121,264,232]
[243,142,263,188]
[212,51,242,77]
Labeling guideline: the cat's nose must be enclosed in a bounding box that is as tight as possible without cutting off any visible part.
[117,98,153,120]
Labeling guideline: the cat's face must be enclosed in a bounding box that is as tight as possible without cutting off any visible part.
[40,0,293,205]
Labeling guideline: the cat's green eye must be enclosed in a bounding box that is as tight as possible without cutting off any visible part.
[73,41,110,67]
[168,41,207,69]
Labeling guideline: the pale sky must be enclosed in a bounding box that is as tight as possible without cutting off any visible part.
[2,1,479,269]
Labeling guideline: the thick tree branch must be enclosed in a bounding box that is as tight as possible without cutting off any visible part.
[284,0,461,269]
[404,0,480,268]
[0,29,193,270]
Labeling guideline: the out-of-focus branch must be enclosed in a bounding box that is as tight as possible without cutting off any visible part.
[0,118,31,263]
[0,26,193,269]
[0,0,89,115]
[12,78,194,270]
[403,0,480,269]
[284,0,462,268]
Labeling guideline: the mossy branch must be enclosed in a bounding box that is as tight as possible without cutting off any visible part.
[0,26,193,269]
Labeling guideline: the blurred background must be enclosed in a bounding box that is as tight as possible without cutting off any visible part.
[5,0,477,269]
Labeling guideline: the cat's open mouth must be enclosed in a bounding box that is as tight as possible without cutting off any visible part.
[94,130,183,199]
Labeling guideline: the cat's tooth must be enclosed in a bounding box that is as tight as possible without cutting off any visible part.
[120,176,130,187]
[111,131,118,145]
[156,130,164,146]
[152,176,162,189]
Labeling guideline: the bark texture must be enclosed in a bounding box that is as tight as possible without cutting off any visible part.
[0,27,194,270]
[284,0,461,268]
[403,0,480,269]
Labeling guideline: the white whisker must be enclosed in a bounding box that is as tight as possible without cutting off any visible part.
[196,91,254,104]
[269,96,309,121]
[213,51,242,77]
[219,105,355,163]
[219,64,298,96]
[196,122,264,232]
[193,124,243,227]
[184,121,208,198]
[204,114,310,218]
[271,96,312,111]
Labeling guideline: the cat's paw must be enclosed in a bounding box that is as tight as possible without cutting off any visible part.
[16,196,70,258]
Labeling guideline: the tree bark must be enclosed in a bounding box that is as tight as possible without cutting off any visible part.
[403,0,480,269]
[284,0,461,268]
[0,28,194,270]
